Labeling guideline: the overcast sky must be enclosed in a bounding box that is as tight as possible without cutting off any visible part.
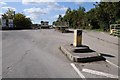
[0,1,97,24]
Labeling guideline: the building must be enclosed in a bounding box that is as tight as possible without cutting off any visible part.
[31,24,40,29]
[40,21,50,29]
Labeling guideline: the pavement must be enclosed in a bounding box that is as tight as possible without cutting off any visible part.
[83,30,119,45]
[82,30,119,66]
[1,29,119,79]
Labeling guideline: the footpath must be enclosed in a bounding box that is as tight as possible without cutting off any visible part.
[83,30,119,46]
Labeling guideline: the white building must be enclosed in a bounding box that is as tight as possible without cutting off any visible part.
[40,21,50,29]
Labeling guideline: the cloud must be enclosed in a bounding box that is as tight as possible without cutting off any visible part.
[2,6,16,11]
[22,0,56,4]
[22,0,72,3]
[54,15,59,19]
[22,2,68,11]
[23,7,50,20]
[24,7,49,14]
[0,13,4,15]
[0,2,7,6]
[0,13,4,18]
[47,2,68,11]
[23,2,68,24]
[23,7,49,23]
[75,2,83,5]
[54,14,65,19]
[22,0,57,5]
[22,0,101,2]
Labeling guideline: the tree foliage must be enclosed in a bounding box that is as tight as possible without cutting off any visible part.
[53,2,120,31]
[14,13,32,29]
[2,9,32,29]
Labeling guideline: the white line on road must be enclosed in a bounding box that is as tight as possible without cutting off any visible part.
[70,63,86,80]
[106,60,120,68]
[82,68,119,78]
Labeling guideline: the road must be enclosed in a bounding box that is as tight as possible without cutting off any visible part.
[2,29,79,78]
[83,30,119,66]
[2,29,119,79]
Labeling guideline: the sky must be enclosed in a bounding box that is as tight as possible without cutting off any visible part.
[0,1,97,24]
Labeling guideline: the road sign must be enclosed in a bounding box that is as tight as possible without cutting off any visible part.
[2,19,6,27]
[8,19,13,28]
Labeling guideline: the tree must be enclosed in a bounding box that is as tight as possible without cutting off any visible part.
[2,9,15,29]
[58,15,63,22]
[2,14,8,19]
[78,6,85,12]
[53,2,120,31]
[1,9,32,30]
[14,13,32,29]
[66,8,71,14]
[76,6,85,29]
[6,8,15,19]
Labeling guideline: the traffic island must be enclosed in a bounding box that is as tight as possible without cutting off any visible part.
[60,44,105,62]
[59,29,106,63]
[54,26,69,33]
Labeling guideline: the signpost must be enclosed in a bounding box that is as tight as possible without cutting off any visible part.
[2,19,6,27]
[73,29,82,47]
[8,19,13,28]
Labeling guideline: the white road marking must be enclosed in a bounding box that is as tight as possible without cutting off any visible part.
[82,68,119,78]
[106,60,120,68]
[70,63,86,80]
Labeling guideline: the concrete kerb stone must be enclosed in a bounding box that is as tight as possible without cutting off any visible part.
[60,45,77,62]
[59,46,77,62]
[59,45,106,63]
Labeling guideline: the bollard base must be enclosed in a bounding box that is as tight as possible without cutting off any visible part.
[59,44,105,63]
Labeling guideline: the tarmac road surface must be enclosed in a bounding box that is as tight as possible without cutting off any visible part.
[2,29,79,78]
[2,29,119,79]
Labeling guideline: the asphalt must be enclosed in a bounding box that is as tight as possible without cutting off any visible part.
[82,31,119,66]
[1,29,119,79]
[2,29,79,78]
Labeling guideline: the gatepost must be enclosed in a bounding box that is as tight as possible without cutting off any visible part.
[8,19,13,28]
[73,29,82,47]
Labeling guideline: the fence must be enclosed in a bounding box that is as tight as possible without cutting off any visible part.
[110,24,120,37]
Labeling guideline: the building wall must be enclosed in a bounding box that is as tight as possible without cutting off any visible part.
[41,22,48,26]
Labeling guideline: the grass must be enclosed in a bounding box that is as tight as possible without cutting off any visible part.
[84,28,104,32]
